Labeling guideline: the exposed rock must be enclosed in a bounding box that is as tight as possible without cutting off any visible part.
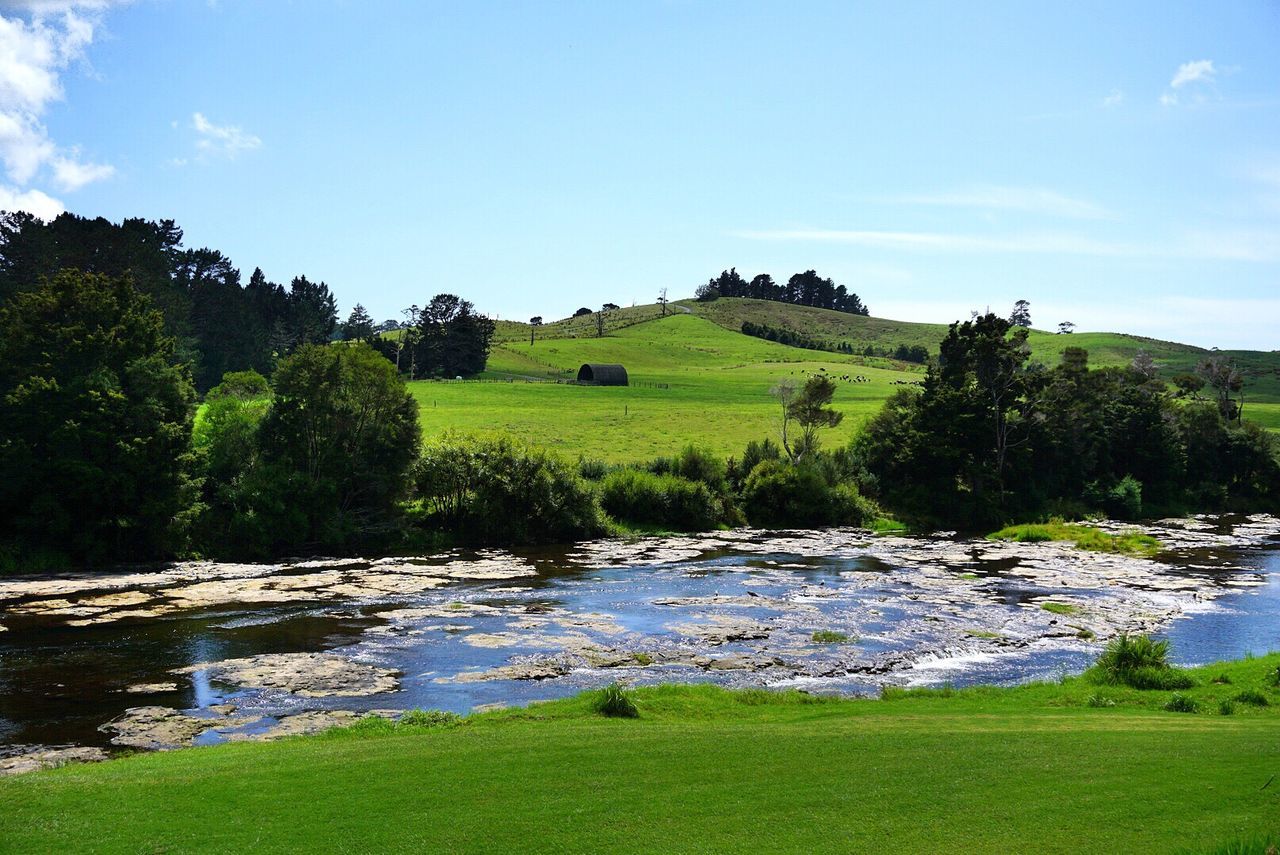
[175,652,400,697]
[100,706,239,750]
[122,682,179,694]
[443,662,569,683]
[0,745,109,776]
[227,709,398,741]
[706,653,785,671]
[672,616,772,645]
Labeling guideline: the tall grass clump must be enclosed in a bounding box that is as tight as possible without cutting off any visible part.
[592,683,639,718]
[1086,634,1195,690]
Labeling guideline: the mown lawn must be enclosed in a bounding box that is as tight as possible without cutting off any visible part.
[3,655,1278,854]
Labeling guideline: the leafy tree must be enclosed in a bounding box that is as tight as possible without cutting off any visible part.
[529,315,543,345]
[657,288,669,317]
[1171,373,1205,399]
[602,303,620,311]
[255,343,421,549]
[788,374,845,460]
[409,294,495,377]
[0,270,196,566]
[1196,356,1244,422]
[573,307,592,317]
[341,304,376,342]
[1009,299,1032,328]
[1057,320,1075,334]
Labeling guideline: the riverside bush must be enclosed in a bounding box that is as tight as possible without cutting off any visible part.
[415,435,607,545]
[740,460,875,528]
[598,468,721,531]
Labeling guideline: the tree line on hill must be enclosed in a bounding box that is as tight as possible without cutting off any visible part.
[697,268,870,315]
[740,320,929,363]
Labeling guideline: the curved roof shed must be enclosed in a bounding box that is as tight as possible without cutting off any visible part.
[577,363,629,386]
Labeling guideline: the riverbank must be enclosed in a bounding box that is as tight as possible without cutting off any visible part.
[2,653,1278,853]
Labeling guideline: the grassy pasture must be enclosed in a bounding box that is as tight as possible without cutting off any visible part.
[414,302,1279,461]
[3,654,1278,853]
[414,312,924,462]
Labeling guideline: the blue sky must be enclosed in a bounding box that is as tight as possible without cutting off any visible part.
[2,1,1278,348]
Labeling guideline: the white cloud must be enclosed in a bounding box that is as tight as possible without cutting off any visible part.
[1171,59,1216,89]
[1159,92,1178,107]
[191,111,261,157]
[888,185,1114,220]
[50,150,110,189]
[0,181,60,216]
[0,1,117,216]
[1102,89,1124,108]
[732,227,1280,262]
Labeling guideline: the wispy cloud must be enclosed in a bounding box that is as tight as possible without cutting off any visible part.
[188,111,261,159]
[886,185,1114,220]
[1162,59,1224,107]
[0,1,117,216]
[1171,59,1216,89]
[1102,89,1124,108]
[732,227,1280,262]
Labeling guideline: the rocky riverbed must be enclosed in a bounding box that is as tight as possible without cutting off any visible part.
[1,514,1277,774]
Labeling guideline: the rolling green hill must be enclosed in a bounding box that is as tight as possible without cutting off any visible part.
[412,298,1278,461]
[416,313,923,462]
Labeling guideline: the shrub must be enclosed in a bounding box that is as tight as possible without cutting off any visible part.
[1086,475,1143,520]
[599,468,720,531]
[740,460,874,528]
[1163,693,1198,713]
[1218,699,1237,716]
[593,683,639,718]
[1087,634,1195,690]
[812,630,850,643]
[577,456,609,481]
[398,709,463,728]
[1086,694,1116,708]
[1234,689,1269,707]
[415,435,607,545]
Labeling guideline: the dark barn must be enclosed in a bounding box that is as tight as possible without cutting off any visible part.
[577,363,629,386]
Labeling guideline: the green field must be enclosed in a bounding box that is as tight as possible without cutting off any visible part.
[413,299,1280,461]
[417,311,924,462]
[3,654,1278,853]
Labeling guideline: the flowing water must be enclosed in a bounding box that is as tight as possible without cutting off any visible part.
[1,515,1277,763]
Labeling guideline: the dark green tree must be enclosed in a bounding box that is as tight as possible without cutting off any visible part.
[254,343,421,549]
[341,303,376,342]
[1009,300,1032,328]
[0,270,196,566]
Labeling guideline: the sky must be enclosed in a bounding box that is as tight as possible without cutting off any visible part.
[1,1,1278,349]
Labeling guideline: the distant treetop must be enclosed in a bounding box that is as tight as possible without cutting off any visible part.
[698,267,869,316]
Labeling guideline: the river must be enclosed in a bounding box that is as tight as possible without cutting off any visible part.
[1,515,1277,769]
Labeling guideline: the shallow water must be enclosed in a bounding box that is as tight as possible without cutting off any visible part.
[1,516,1277,757]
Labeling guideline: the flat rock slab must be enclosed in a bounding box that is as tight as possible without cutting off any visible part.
[175,652,400,697]
[0,745,109,776]
[100,706,241,750]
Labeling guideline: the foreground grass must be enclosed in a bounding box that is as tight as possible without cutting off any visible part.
[3,655,1279,853]
[988,520,1161,556]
